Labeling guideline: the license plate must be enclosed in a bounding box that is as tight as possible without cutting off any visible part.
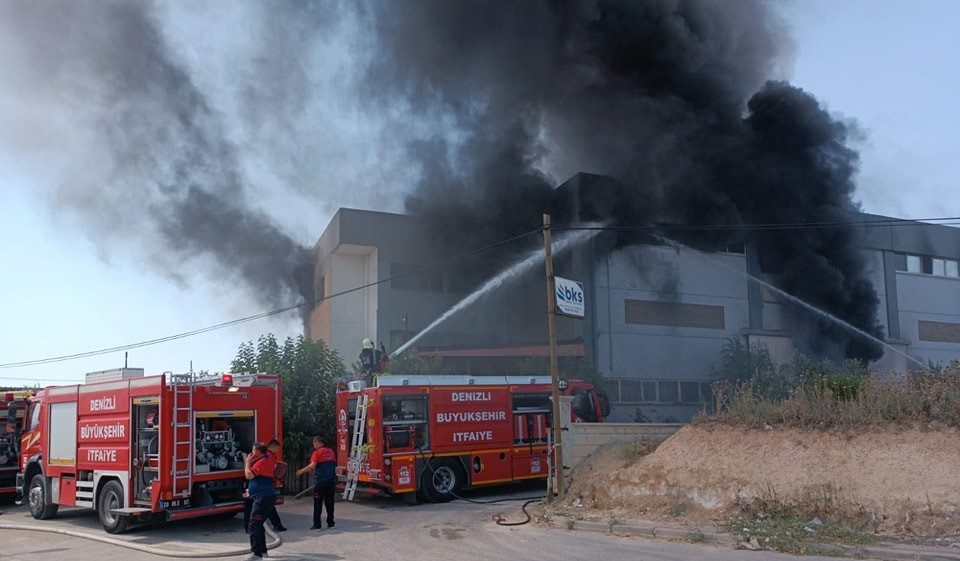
[159,498,192,509]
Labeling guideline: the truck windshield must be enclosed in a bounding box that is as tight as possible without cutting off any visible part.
[572,389,597,422]
[25,402,39,431]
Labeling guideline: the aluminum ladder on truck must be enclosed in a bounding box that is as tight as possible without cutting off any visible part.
[169,371,195,499]
[342,393,370,501]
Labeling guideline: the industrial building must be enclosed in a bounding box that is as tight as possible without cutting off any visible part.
[307,174,960,422]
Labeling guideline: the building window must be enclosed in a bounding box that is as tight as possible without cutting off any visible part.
[620,379,641,403]
[625,299,726,330]
[918,321,960,344]
[901,254,959,278]
[641,381,657,403]
[316,275,325,301]
[601,380,620,403]
[933,258,946,276]
[906,255,922,273]
[721,242,745,254]
[658,381,679,403]
[605,378,713,405]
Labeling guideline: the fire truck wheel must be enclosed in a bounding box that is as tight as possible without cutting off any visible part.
[28,474,59,520]
[422,460,463,503]
[98,480,130,534]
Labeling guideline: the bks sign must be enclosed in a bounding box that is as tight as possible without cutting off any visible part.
[555,276,585,318]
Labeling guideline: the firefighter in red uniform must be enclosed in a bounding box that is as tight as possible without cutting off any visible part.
[243,438,286,533]
[296,435,337,530]
[244,442,277,560]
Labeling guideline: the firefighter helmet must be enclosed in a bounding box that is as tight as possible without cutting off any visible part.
[362,338,374,349]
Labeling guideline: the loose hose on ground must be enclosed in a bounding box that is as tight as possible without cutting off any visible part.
[418,454,546,526]
[0,521,281,558]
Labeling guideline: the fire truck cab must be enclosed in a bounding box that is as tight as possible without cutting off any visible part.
[17,369,282,533]
[1,391,32,495]
[335,375,608,503]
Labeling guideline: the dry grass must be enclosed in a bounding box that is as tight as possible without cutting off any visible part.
[721,485,879,554]
[705,362,960,430]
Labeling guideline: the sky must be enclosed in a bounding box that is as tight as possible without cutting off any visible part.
[0,0,957,386]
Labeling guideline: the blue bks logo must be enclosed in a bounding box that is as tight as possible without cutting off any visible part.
[557,284,583,303]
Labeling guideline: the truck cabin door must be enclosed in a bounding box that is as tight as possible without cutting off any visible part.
[571,389,599,422]
[19,402,41,457]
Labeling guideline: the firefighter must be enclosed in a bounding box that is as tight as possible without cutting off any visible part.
[243,439,287,533]
[296,435,336,530]
[359,338,378,379]
[244,442,277,560]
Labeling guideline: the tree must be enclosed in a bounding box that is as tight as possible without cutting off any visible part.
[232,334,347,465]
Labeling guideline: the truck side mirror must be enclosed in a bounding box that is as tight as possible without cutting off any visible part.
[6,404,16,423]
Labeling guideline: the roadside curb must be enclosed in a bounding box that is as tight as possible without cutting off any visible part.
[551,515,960,560]
[0,521,281,558]
[560,516,733,545]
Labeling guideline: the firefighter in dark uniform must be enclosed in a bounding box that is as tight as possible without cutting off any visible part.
[359,338,386,383]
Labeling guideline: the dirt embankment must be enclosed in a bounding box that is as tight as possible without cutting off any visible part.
[565,424,960,536]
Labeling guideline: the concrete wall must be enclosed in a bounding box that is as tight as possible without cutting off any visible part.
[593,245,747,421]
[565,422,683,470]
[896,272,960,365]
[594,246,749,375]
[326,247,378,361]
[557,396,682,490]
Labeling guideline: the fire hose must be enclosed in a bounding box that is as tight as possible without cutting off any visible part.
[0,521,281,558]
[417,453,546,526]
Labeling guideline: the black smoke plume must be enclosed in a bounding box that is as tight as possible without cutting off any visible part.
[365,0,883,361]
[0,1,314,312]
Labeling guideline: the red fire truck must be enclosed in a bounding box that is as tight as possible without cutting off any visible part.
[17,369,282,533]
[334,375,609,503]
[1,390,32,495]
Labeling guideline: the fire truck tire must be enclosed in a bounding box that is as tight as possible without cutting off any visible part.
[422,460,463,503]
[28,475,58,520]
[97,480,130,534]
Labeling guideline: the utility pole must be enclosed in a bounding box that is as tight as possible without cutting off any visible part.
[542,213,565,502]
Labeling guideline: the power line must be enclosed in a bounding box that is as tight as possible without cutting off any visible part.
[0,228,540,371]
[5,213,957,375]
[0,375,81,383]
[554,216,960,233]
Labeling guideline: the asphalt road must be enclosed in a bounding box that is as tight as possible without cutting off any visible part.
[0,489,842,561]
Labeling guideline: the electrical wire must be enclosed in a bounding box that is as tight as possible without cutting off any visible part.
[553,215,960,233]
[0,228,541,372]
[0,375,85,382]
[6,212,956,375]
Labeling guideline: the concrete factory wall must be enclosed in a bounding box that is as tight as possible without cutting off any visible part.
[592,244,748,422]
[896,272,960,364]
